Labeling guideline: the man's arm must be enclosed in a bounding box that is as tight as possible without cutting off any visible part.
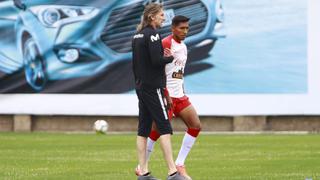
[147,32,173,67]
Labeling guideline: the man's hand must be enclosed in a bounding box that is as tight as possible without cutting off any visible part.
[165,93,173,110]
[164,48,172,57]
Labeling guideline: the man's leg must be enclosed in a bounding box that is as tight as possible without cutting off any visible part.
[140,88,180,177]
[136,90,154,177]
[175,104,201,180]
[151,89,177,175]
[137,136,148,174]
[158,134,177,175]
[143,131,178,176]
[146,127,161,161]
[145,103,173,162]
[136,124,160,176]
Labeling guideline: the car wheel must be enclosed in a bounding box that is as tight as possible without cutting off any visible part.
[23,37,47,91]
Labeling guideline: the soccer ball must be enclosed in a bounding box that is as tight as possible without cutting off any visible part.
[94,120,108,134]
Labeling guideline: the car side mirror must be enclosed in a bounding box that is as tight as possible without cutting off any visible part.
[13,0,26,10]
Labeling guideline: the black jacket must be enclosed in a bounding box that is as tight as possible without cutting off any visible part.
[132,26,173,89]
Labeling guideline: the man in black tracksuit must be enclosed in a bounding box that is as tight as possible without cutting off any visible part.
[132,25,174,137]
[132,3,185,180]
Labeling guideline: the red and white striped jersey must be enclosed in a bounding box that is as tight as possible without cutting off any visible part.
[162,35,188,98]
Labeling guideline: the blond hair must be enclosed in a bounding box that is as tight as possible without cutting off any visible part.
[137,3,163,32]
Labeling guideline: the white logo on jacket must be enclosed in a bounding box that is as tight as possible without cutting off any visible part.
[150,34,160,42]
[134,34,144,39]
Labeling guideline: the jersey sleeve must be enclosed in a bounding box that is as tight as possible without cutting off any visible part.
[146,31,173,67]
[162,36,172,50]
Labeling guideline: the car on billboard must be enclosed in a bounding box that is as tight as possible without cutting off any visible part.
[0,0,226,91]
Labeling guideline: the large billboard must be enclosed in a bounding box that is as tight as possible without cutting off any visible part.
[0,0,318,115]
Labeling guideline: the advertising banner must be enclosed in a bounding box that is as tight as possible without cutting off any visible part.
[0,0,318,115]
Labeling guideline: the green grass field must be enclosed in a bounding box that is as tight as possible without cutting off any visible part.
[0,133,319,180]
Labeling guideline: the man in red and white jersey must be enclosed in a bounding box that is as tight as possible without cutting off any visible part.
[136,15,201,180]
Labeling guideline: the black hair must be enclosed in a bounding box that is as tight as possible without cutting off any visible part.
[171,15,190,26]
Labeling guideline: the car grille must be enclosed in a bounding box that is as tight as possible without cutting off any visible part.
[100,0,208,53]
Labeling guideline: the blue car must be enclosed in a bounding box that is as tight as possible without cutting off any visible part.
[0,0,225,91]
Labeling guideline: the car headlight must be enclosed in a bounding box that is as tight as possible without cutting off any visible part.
[215,0,225,22]
[30,5,99,28]
[42,8,61,26]
[58,48,79,63]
